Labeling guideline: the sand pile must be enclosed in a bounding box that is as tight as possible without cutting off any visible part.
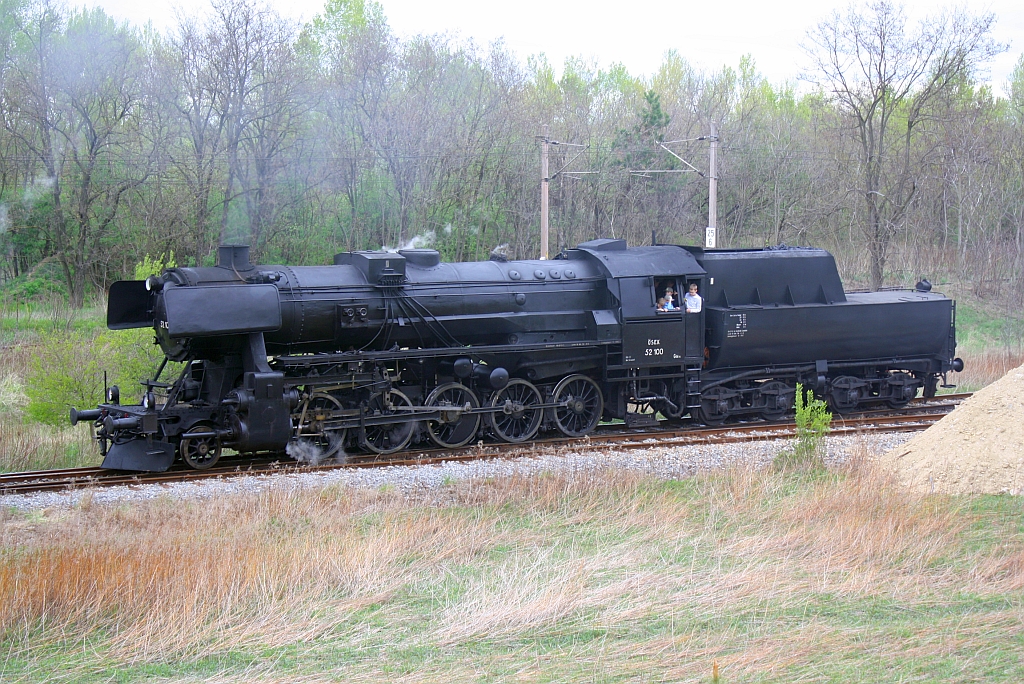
[880,363,1024,495]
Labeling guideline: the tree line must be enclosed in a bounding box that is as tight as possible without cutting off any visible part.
[0,0,1021,307]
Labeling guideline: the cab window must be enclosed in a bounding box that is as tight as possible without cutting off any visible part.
[655,279,680,313]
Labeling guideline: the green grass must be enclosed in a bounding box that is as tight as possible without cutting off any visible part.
[952,298,1024,353]
[0,302,106,347]
[1,465,1021,682]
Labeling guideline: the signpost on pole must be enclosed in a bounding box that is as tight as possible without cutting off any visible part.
[705,121,718,249]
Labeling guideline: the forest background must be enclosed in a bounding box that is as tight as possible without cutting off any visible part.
[0,0,1023,314]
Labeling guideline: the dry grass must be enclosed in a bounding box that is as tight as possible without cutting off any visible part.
[0,452,1022,682]
[954,348,1024,392]
[0,417,97,471]
[0,345,35,381]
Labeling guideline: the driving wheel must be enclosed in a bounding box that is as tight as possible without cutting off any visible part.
[425,383,481,448]
[297,392,347,460]
[361,389,415,454]
[488,379,543,443]
[552,374,604,437]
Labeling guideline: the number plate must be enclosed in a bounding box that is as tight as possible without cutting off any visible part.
[622,321,686,366]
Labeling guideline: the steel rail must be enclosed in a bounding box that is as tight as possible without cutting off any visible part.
[0,393,970,495]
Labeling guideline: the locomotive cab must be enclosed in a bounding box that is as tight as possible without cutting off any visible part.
[573,239,707,424]
[575,239,705,367]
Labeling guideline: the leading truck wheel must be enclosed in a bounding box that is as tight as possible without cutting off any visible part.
[552,374,604,437]
[179,422,222,470]
[361,389,415,455]
[489,379,543,443]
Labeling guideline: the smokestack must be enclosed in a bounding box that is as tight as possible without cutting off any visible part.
[218,244,252,271]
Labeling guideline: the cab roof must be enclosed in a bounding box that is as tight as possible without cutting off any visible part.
[570,240,705,278]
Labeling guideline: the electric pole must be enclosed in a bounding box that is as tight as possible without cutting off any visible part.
[706,121,719,249]
[536,127,591,258]
[540,124,550,259]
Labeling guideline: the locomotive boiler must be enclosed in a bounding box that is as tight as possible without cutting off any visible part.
[71,240,963,471]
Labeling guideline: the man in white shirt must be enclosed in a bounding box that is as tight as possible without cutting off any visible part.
[684,283,702,313]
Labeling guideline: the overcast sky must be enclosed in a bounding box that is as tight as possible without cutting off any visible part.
[87,0,1024,95]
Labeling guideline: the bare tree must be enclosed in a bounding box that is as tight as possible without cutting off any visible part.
[237,18,308,254]
[805,1,1003,289]
[201,0,292,246]
[159,15,229,265]
[4,2,149,306]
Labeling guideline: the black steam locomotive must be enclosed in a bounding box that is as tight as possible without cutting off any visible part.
[71,240,963,471]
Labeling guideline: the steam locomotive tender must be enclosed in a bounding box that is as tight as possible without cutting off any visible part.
[71,240,963,471]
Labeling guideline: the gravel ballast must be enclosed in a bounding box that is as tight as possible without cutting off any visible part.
[1,433,912,511]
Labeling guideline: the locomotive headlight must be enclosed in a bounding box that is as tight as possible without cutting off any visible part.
[145,275,163,292]
[106,385,120,405]
[143,391,155,410]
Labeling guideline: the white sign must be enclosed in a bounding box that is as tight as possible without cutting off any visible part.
[705,226,716,248]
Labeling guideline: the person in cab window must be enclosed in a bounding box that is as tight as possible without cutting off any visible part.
[663,286,677,310]
[684,282,702,313]
[659,280,675,313]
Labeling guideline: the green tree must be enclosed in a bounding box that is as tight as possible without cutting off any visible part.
[25,253,174,424]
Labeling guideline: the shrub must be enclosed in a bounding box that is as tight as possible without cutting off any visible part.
[25,328,168,425]
[23,252,176,425]
[25,330,105,425]
[774,382,832,471]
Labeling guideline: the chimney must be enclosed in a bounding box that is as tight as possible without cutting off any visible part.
[218,244,253,271]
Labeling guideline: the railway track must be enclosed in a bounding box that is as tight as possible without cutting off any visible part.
[0,393,972,496]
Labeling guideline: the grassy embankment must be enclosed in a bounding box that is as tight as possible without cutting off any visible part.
[0,456,1022,682]
[949,297,1024,391]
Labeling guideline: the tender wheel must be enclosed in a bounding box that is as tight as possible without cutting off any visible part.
[757,381,791,421]
[827,376,864,415]
[296,393,346,460]
[697,387,731,426]
[425,383,480,448]
[886,372,917,409]
[179,422,222,470]
[697,408,726,426]
[552,374,604,437]
[489,379,543,443]
[362,389,415,454]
